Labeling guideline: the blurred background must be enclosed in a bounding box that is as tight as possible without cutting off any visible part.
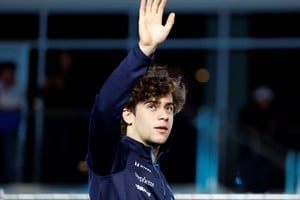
[1,0,300,196]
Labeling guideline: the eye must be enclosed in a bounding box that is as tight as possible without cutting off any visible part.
[146,102,156,110]
[166,105,174,114]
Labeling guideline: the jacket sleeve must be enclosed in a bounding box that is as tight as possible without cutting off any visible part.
[87,45,153,175]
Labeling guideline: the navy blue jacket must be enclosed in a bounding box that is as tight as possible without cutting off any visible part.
[87,45,175,200]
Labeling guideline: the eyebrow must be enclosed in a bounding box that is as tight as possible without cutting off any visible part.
[144,99,174,106]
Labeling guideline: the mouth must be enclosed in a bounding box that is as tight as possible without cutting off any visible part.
[154,126,168,133]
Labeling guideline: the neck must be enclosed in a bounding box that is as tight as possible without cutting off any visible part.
[151,145,160,161]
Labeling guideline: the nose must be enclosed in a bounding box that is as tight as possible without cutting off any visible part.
[158,108,169,121]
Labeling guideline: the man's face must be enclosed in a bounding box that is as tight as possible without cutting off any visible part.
[126,93,174,147]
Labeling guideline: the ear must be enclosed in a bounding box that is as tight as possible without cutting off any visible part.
[122,108,133,125]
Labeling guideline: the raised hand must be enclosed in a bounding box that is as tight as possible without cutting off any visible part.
[138,0,175,56]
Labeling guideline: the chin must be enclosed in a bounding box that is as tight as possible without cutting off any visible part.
[155,138,168,145]
[149,139,166,147]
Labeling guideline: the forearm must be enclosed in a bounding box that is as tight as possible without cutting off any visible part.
[94,45,152,117]
[88,45,153,171]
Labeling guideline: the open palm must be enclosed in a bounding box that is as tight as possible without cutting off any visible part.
[138,0,175,55]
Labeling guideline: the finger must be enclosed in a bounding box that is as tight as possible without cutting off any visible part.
[152,0,160,13]
[157,0,167,15]
[145,0,153,13]
[139,0,146,16]
[164,12,175,32]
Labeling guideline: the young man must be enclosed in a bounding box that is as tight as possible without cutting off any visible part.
[86,0,187,199]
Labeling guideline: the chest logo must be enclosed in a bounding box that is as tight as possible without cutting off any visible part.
[135,172,154,187]
[135,184,151,197]
[134,161,152,173]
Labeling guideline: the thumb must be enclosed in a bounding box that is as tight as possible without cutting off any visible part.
[164,12,175,33]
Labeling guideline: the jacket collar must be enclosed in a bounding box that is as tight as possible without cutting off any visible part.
[121,136,169,163]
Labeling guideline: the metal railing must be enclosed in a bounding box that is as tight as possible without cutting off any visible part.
[2,191,300,200]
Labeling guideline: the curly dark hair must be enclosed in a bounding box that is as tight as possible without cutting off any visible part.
[121,64,187,135]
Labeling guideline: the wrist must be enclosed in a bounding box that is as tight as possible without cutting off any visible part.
[138,42,157,57]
